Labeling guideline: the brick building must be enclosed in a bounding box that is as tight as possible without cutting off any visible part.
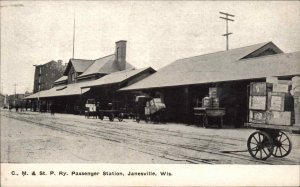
[33,60,66,93]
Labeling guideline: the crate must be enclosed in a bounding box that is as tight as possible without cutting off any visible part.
[249,96,267,110]
[266,76,278,84]
[209,87,222,98]
[272,83,290,93]
[267,92,294,111]
[249,110,268,123]
[278,80,292,85]
[250,82,272,96]
[294,97,300,125]
[202,97,212,108]
[267,111,292,126]
[212,98,219,108]
[145,107,150,115]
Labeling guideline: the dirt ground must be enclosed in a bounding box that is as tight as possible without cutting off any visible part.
[1,109,300,164]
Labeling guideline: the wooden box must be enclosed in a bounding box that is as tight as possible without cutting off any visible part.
[249,96,267,110]
[272,83,290,93]
[209,87,222,98]
[249,110,267,123]
[267,111,291,126]
[267,92,294,111]
[266,76,278,84]
[250,82,272,96]
[294,97,300,125]
[212,98,219,108]
[145,107,150,115]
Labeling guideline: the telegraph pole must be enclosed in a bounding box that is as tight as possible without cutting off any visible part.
[14,83,17,107]
[72,13,76,59]
[14,84,17,97]
[219,12,235,50]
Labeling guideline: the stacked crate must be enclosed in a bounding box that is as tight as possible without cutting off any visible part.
[292,76,300,125]
[202,87,222,108]
[248,82,271,123]
[249,79,295,126]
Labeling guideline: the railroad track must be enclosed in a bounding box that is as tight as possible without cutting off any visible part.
[2,112,299,164]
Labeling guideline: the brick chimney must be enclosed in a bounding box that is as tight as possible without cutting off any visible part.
[115,40,126,71]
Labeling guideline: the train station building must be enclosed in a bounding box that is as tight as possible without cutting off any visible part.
[120,41,300,127]
[26,41,300,127]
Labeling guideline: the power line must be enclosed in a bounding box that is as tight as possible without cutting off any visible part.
[219,12,235,51]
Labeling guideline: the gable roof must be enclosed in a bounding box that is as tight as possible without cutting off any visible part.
[54,76,68,83]
[81,67,155,88]
[63,59,94,75]
[120,42,299,91]
[78,54,135,79]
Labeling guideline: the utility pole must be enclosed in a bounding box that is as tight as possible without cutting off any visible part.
[13,83,17,107]
[14,84,17,97]
[72,13,76,59]
[219,12,235,51]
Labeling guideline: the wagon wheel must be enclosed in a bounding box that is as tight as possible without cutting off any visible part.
[118,113,124,122]
[153,114,160,124]
[145,115,150,123]
[203,116,208,128]
[136,116,140,123]
[109,113,114,121]
[247,130,274,160]
[99,113,104,120]
[272,131,292,158]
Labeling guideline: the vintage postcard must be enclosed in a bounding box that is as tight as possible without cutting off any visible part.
[1,1,299,186]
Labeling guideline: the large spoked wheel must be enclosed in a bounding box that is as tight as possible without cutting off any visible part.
[145,115,150,123]
[247,130,274,160]
[109,113,114,121]
[272,131,292,158]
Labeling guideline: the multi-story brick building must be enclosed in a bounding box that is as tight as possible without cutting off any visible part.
[33,60,66,93]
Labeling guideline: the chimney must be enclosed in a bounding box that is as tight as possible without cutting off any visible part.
[115,40,126,71]
[57,60,62,65]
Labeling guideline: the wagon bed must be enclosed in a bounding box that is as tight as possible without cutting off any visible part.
[245,123,300,132]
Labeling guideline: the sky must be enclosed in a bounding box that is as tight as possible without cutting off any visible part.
[1,1,300,95]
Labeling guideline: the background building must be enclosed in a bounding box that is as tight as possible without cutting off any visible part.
[33,60,66,93]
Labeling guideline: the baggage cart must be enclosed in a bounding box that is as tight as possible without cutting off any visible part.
[245,122,300,160]
[194,107,225,128]
[134,96,166,123]
[98,101,124,122]
[85,99,97,118]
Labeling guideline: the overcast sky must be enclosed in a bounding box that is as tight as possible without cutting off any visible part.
[1,1,300,95]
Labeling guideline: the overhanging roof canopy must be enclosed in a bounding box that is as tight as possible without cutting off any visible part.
[81,67,155,89]
[26,82,90,99]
